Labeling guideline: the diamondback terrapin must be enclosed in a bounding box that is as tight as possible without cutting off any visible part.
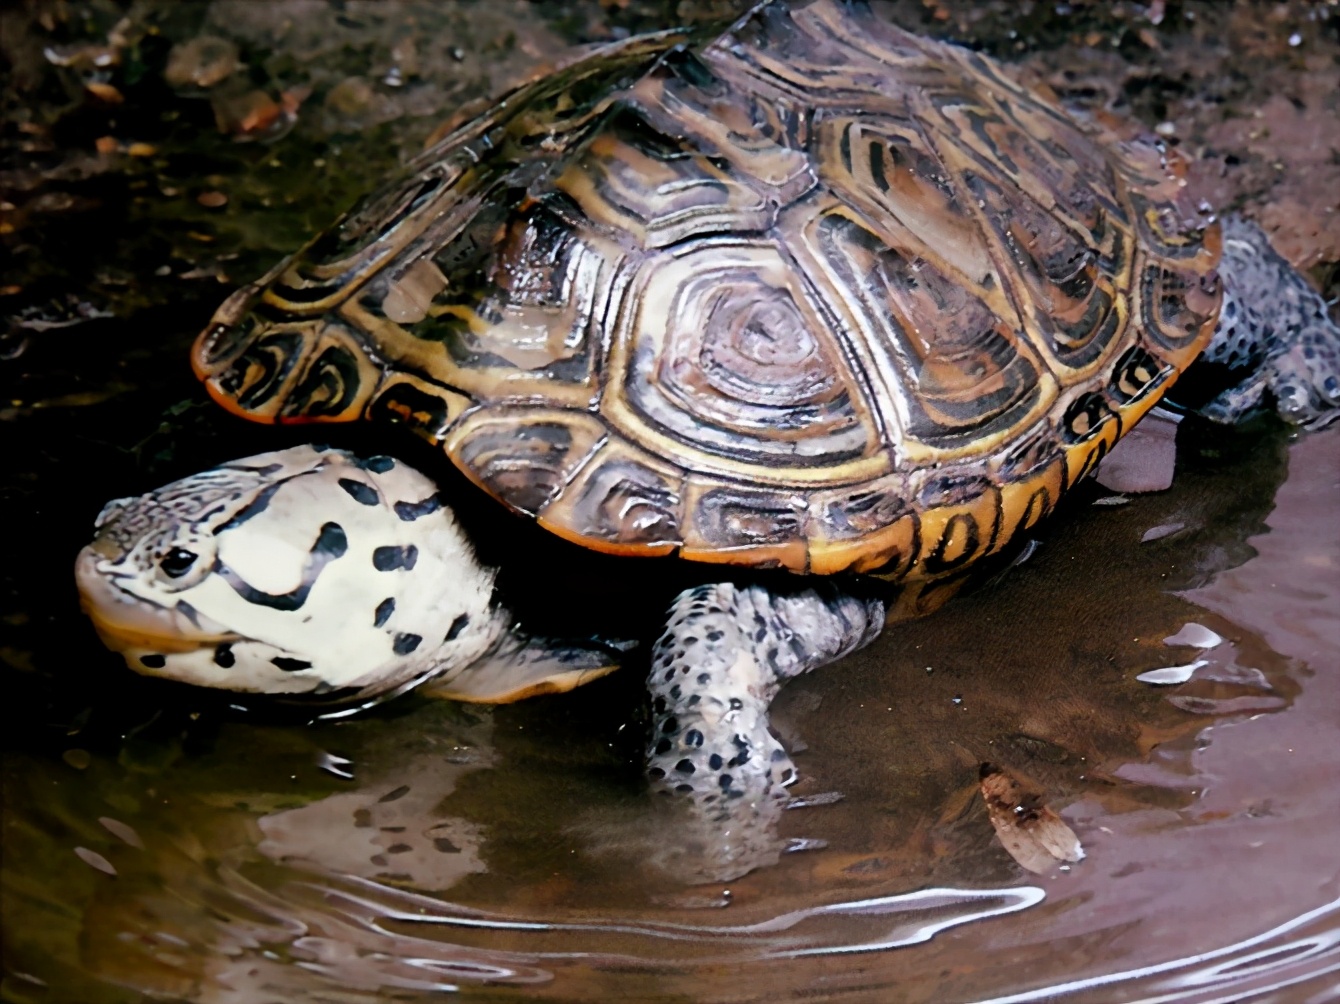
[77,0,1340,878]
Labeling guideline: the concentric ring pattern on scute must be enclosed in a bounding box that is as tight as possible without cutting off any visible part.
[192,0,1222,578]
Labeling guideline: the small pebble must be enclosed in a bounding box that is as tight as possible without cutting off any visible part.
[85,81,123,104]
[62,749,91,769]
[164,36,240,89]
[197,191,227,209]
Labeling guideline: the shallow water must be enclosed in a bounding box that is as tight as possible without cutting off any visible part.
[4,2,1339,1002]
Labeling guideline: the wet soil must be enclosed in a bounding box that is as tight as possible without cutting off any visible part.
[3,2,1339,1002]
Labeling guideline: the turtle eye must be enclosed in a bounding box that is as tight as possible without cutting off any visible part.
[159,548,199,578]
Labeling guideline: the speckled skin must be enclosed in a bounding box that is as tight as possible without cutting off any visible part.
[1202,216,1340,427]
[646,583,882,798]
[643,582,883,881]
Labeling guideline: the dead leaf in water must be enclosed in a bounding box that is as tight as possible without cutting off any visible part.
[979,764,1084,874]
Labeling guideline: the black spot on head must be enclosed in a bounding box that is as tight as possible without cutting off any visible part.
[661,716,679,735]
[770,747,787,762]
[393,494,444,521]
[669,684,681,700]
[648,767,666,780]
[444,614,469,642]
[685,728,704,747]
[675,783,694,794]
[374,597,395,628]
[655,738,672,755]
[339,478,380,506]
[140,654,166,669]
[697,672,711,685]
[718,773,733,790]
[213,644,235,668]
[675,759,695,774]
[663,668,676,682]
[373,544,418,571]
[354,455,396,473]
[653,696,667,714]
[272,656,312,672]
[709,753,723,770]
[706,630,723,643]
[314,522,348,559]
[393,632,422,655]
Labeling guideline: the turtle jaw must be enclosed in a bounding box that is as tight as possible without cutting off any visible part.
[74,545,232,658]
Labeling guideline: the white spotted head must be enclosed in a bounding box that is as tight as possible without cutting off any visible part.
[75,445,502,701]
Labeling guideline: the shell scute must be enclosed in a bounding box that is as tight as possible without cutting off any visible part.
[446,409,606,516]
[536,440,684,557]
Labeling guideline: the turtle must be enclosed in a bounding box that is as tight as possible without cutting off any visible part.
[76,0,1340,879]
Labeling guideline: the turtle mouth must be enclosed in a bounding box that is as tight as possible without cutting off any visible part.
[74,546,233,655]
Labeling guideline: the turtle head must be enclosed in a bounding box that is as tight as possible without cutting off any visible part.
[75,446,503,702]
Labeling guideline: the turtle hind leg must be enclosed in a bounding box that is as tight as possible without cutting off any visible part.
[1198,215,1340,427]
[645,581,883,882]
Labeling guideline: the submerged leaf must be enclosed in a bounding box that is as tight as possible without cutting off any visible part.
[979,764,1083,874]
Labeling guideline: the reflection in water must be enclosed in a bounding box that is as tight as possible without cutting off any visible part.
[255,746,491,893]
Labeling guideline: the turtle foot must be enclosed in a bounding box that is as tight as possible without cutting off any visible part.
[644,581,883,882]
[1204,216,1340,428]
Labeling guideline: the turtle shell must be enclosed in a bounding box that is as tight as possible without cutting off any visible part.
[192,0,1222,580]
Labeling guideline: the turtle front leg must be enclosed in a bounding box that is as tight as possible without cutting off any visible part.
[645,581,884,881]
[1201,215,1340,427]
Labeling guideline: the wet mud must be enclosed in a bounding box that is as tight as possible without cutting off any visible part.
[3,2,1339,1001]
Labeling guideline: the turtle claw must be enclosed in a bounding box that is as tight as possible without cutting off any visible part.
[1266,322,1340,428]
